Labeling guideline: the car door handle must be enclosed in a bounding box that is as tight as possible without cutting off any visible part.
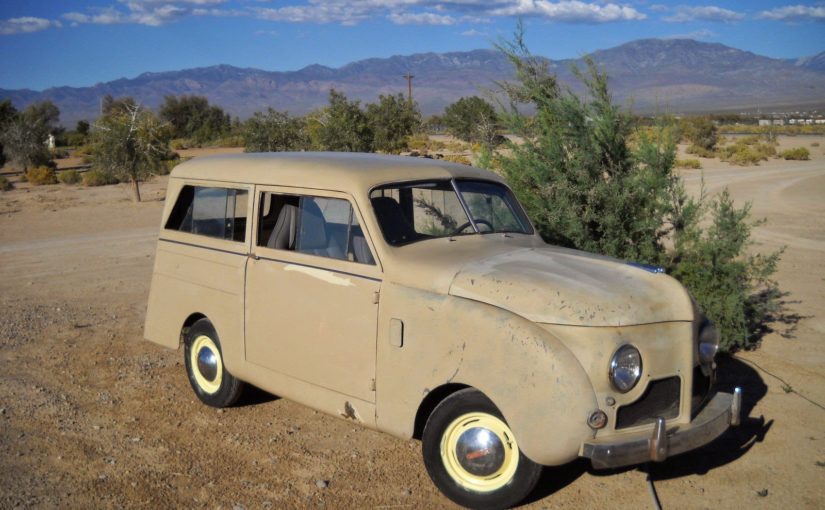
[248,253,259,260]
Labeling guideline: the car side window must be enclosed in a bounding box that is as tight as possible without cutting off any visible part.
[257,192,375,265]
[165,185,248,242]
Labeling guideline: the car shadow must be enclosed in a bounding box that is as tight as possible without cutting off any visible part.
[235,385,280,407]
[522,355,770,505]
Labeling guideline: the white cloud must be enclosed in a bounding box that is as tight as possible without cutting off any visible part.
[389,11,457,25]
[758,5,825,22]
[10,0,653,33]
[488,1,647,22]
[663,5,745,23]
[0,17,62,35]
[461,28,488,36]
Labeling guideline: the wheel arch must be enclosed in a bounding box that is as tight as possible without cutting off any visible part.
[180,312,208,347]
[413,383,470,440]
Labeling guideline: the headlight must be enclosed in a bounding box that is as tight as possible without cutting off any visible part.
[609,345,642,393]
[698,320,720,365]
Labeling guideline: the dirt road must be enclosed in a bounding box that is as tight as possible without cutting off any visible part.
[1,144,824,509]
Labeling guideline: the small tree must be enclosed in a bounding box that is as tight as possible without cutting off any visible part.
[494,25,782,351]
[681,116,718,152]
[443,96,499,145]
[366,94,420,153]
[0,100,59,170]
[102,95,137,116]
[243,108,308,152]
[160,95,230,144]
[317,89,373,152]
[92,103,171,202]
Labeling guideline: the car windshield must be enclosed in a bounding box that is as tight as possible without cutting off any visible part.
[370,179,533,246]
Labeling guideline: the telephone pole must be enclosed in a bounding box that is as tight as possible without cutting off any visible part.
[403,72,414,105]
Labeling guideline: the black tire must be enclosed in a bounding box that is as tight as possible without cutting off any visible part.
[184,318,244,408]
[422,388,542,509]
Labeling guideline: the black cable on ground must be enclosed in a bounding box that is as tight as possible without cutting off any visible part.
[733,354,825,412]
[646,466,662,510]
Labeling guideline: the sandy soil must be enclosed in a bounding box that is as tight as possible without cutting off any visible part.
[1,137,824,509]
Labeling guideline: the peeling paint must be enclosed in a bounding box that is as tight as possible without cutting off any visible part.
[284,264,354,287]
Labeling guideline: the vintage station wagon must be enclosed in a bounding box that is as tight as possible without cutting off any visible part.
[145,152,741,509]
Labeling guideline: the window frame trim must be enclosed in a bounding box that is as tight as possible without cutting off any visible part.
[251,185,383,275]
[160,179,254,252]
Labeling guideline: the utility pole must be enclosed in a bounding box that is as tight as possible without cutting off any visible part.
[403,72,414,105]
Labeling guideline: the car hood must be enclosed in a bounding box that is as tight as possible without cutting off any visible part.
[448,246,693,326]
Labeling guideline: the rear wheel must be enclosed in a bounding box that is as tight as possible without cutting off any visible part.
[422,388,542,509]
[184,318,244,408]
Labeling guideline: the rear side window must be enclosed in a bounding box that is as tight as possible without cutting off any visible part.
[165,185,248,242]
[257,192,375,265]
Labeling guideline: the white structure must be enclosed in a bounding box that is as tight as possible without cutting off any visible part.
[46,134,55,150]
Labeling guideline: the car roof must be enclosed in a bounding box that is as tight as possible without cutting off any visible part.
[170,152,504,193]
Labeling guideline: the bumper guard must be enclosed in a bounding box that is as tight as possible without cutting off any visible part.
[582,387,742,469]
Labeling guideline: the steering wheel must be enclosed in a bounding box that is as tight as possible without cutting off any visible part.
[452,218,494,235]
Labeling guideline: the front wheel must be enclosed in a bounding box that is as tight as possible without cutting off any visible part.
[422,388,542,509]
[184,318,244,408]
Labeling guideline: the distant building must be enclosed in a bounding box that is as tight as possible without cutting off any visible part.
[758,119,771,126]
[772,119,785,126]
[46,134,55,150]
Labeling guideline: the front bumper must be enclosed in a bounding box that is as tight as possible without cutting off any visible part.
[582,387,742,469]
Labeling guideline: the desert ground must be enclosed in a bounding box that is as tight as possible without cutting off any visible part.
[1,137,824,509]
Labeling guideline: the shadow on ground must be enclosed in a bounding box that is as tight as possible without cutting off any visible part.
[236,385,280,407]
[522,356,770,505]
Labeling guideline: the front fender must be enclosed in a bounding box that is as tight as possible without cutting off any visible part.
[375,283,597,466]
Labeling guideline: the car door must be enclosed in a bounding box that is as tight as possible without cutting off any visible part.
[244,186,382,403]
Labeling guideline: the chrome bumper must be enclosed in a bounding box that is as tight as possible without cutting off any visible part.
[582,387,742,469]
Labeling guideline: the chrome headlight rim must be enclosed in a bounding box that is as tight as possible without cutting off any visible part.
[609,344,643,393]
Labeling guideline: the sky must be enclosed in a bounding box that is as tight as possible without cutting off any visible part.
[1,1,824,91]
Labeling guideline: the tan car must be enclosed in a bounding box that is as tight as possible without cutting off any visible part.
[145,152,741,509]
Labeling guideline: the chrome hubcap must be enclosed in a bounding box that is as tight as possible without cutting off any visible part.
[197,346,218,382]
[455,427,506,477]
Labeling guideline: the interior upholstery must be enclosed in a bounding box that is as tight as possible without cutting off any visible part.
[267,204,298,250]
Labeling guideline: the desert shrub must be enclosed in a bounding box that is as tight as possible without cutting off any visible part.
[26,166,58,185]
[675,158,702,169]
[495,26,782,351]
[681,116,718,151]
[441,154,471,165]
[671,191,783,351]
[405,134,446,152]
[685,145,715,158]
[170,139,189,150]
[82,169,119,187]
[0,175,12,191]
[779,147,810,160]
[211,135,245,148]
[810,142,820,147]
[57,169,81,184]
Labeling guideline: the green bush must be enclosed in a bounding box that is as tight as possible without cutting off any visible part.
[779,147,810,160]
[170,139,189,150]
[495,26,782,351]
[57,169,81,184]
[685,145,715,158]
[26,166,58,185]
[0,175,12,191]
[671,191,783,352]
[82,169,119,187]
[441,154,471,165]
[675,158,702,169]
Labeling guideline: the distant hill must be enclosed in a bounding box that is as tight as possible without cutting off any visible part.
[2,39,824,126]
[795,50,825,73]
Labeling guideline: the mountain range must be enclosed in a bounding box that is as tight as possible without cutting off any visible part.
[2,38,824,127]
